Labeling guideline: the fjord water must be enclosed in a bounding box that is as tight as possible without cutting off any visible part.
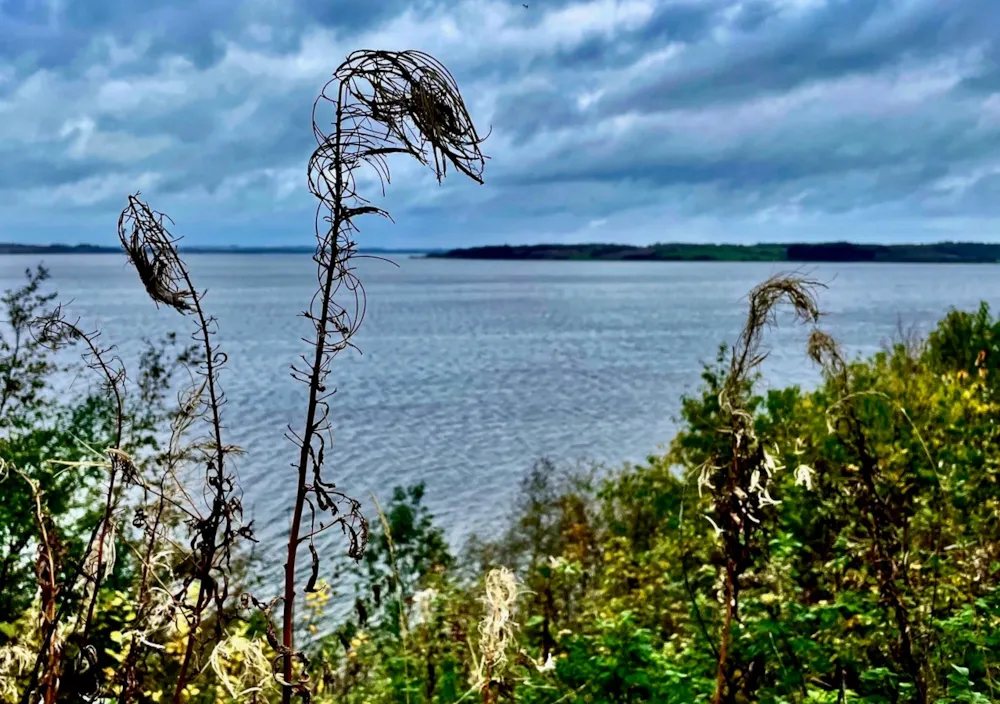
[3,254,997,582]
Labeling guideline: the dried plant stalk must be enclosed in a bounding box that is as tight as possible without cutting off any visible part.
[118,194,252,703]
[477,567,518,703]
[808,329,930,702]
[37,313,128,637]
[14,311,129,702]
[278,49,487,703]
[708,274,823,704]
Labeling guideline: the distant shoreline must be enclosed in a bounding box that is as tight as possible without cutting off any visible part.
[0,243,437,256]
[427,242,1000,264]
[5,241,1000,264]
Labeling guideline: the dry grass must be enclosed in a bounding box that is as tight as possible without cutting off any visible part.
[476,567,519,699]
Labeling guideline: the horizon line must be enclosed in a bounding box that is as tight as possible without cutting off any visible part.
[3,239,1000,253]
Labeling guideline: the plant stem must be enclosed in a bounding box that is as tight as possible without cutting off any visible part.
[282,87,346,704]
[713,559,735,704]
[172,285,228,704]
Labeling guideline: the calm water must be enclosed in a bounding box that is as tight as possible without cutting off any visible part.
[2,254,997,588]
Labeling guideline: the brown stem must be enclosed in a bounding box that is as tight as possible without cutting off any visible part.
[73,321,126,640]
[281,229,344,698]
[19,319,126,702]
[713,559,735,704]
[282,86,346,704]
[846,414,927,704]
[19,473,62,704]
[82,467,119,631]
[119,484,167,704]
[54,320,125,642]
[172,284,229,704]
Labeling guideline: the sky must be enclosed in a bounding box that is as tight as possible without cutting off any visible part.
[1,0,999,248]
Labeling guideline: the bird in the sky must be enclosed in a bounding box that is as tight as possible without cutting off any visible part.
[522,3,529,7]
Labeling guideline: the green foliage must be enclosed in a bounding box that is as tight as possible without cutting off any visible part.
[4,265,1000,703]
[0,267,116,626]
[0,266,204,701]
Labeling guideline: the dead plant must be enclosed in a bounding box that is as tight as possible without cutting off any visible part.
[705,274,824,704]
[277,49,487,703]
[808,329,931,702]
[118,195,253,703]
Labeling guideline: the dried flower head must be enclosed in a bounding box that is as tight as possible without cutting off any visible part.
[330,49,488,185]
[117,193,195,313]
[807,328,846,377]
[210,634,273,700]
[794,464,815,491]
[0,641,35,700]
[477,567,518,687]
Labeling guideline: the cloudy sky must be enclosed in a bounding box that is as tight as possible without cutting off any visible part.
[1,0,998,247]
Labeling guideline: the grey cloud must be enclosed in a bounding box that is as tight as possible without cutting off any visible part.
[533,0,724,72]
[491,86,580,140]
[0,156,98,191]
[504,106,993,191]
[1,0,999,246]
[598,0,999,115]
[289,0,417,32]
[1,0,399,76]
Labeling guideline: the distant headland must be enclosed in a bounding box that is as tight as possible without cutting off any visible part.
[427,242,1000,263]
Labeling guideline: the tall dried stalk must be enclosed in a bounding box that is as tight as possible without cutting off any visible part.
[808,330,929,702]
[706,275,823,704]
[6,466,65,704]
[278,49,486,702]
[117,194,252,703]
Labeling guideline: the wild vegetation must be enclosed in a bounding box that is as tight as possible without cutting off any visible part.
[2,47,999,704]
[296,289,1000,704]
